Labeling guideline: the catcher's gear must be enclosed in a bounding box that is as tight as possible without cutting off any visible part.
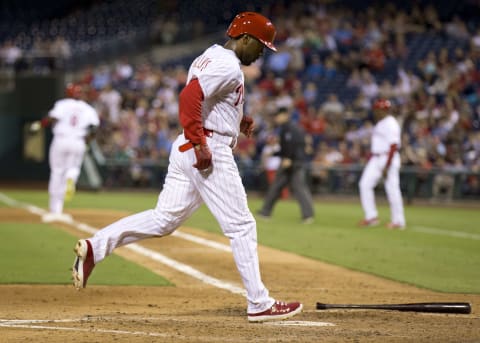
[227,12,277,51]
[193,141,212,170]
[240,116,254,137]
[373,98,391,111]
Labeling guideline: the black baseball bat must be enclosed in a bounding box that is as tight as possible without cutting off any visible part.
[316,302,471,314]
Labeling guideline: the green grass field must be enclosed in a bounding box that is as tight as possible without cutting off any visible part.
[1,189,479,293]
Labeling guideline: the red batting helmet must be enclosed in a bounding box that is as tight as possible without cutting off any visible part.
[373,99,391,111]
[227,12,277,51]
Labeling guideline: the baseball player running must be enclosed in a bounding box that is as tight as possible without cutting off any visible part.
[358,98,406,229]
[31,84,99,223]
[72,12,302,322]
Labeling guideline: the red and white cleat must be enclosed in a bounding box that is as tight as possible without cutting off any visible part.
[357,217,380,227]
[72,239,95,290]
[247,301,303,322]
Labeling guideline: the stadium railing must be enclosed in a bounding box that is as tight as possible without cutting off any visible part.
[83,160,480,202]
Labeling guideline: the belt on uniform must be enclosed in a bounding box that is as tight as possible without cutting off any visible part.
[371,149,398,156]
[179,128,237,152]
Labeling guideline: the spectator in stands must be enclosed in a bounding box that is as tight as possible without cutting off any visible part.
[360,71,379,100]
[114,57,134,84]
[303,81,318,106]
[323,56,338,79]
[0,39,22,68]
[471,28,480,51]
[267,44,291,75]
[445,15,470,41]
[50,36,72,62]
[346,68,362,89]
[378,79,395,100]
[363,42,386,71]
[304,107,327,149]
[430,157,464,203]
[98,84,122,124]
[321,93,344,117]
[304,54,324,81]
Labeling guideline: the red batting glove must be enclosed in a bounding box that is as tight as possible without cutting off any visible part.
[240,116,254,137]
[193,143,212,170]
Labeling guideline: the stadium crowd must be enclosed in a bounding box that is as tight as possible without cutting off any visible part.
[1,1,479,197]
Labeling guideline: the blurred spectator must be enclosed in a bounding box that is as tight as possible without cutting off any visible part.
[445,15,470,41]
[323,56,338,79]
[304,54,324,81]
[0,40,22,68]
[321,93,344,117]
[346,68,362,88]
[471,28,480,51]
[97,84,122,124]
[303,81,318,106]
[266,45,291,75]
[430,158,456,203]
[362,42,386,71]
[50,36,72,61]
[360,71,379,100]
[304,107,327,148]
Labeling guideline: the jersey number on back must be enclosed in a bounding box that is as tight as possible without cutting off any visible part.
[70,114,78,127]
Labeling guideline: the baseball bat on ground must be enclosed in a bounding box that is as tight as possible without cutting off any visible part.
[316,302,471,314]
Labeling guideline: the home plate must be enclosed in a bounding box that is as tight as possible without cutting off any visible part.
[264,321,335,327]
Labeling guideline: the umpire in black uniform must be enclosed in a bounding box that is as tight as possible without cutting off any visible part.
[258,107,314,224]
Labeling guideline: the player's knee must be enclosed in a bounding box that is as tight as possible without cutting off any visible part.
[151,208,181,235]
[221,215,255,239]
[359,177,369,190]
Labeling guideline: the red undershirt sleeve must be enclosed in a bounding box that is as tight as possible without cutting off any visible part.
[385,143,398,170]
[40,117,51,127]
[179,78,205,145]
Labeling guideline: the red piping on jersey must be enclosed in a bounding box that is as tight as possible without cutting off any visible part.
[179,78,205,145]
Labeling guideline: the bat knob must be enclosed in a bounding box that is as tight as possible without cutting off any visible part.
[316,303,328,310]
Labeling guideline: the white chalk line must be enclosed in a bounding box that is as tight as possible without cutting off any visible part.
[411,226,480,240]
[172,230,231,252]
[0,318,159,337]
[265,320,335,327]
[0,316,335,333]
[0,323,172,338]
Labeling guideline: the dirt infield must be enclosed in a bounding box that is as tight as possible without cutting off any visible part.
[0,208,479,342]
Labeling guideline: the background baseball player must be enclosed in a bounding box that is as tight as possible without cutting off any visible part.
[358,98,406,229]
[31,83,100,223]
[71,12,302,322]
